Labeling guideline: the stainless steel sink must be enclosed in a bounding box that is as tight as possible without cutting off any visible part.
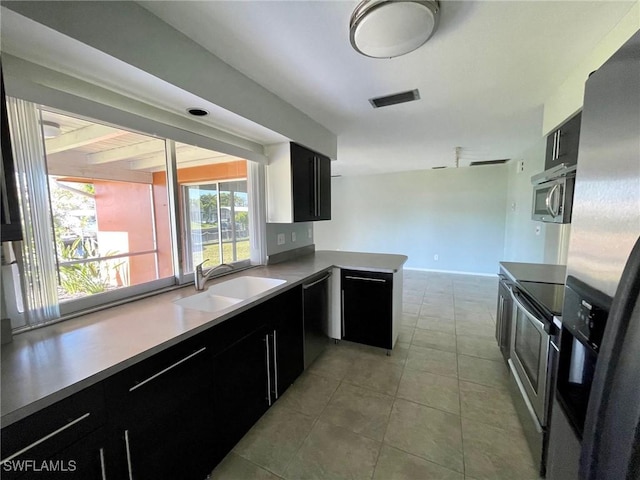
[173,276,286,313]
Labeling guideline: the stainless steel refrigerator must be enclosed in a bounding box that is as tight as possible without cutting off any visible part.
[546,30,640,480]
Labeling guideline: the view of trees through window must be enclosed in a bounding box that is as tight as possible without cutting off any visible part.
[183,180,250,272]
[39,109,252,303]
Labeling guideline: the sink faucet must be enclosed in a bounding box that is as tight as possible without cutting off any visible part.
[194,260,234,291]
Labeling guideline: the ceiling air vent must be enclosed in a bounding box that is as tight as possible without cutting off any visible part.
[369,89,420,108]
[432,166,447,169]
[469,159,509,166]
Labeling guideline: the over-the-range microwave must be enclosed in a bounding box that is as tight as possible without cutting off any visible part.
[531,163,576,224]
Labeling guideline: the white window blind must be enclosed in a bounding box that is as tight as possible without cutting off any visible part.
[6,98,60,325]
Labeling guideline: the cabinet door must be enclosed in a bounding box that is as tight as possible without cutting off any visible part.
[557,112,581,167]
[105,336,216,480]
[212,325,270,457]
[269,287,304,397]
[291,143,316,222]
[316,154,332,221]
[545,132,557,170]
[1,384,106,480]
[342,270,393,350]
[545,112,582,170]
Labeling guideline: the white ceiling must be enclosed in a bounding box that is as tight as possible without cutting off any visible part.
[2,1,636,177]
[140,0,636,176]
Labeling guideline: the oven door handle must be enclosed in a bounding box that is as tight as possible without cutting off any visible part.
[508,359,543,433]
[509,289,548,334]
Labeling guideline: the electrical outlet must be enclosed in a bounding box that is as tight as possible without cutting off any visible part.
[291,232,297,242]
[277,233,285,245]
[535,225,541,236]
[518,161,525,173]
[308,227,313,239]
[434,254,439,261]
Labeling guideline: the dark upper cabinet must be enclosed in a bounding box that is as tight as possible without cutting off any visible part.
[1,65,23,243]
[545,111,581,170]
[341,269,394,350]
[290,143,331,222]
[266,142,331,223]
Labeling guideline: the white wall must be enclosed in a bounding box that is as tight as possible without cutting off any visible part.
[503,140,545,262]
[315,166,508,275]
[502,139,569,264]
[543,1,639,134]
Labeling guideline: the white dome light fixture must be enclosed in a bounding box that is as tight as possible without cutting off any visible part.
[350,0,440,59]
[41,121,62,139]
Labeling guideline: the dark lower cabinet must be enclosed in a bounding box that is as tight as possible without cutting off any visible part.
[213,324,270,456]
[1,286,306,480]
[105,334,217,480]
[341,269,393,349]
[269,287,304,397]
[213,287,304,457]
[0,384,106,480]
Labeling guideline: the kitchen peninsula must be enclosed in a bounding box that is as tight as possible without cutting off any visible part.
[0,250,406,479]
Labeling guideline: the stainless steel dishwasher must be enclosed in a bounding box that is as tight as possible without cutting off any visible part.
[302,271,331,369]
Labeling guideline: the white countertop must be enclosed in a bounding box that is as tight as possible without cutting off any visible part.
[1,250,407,427]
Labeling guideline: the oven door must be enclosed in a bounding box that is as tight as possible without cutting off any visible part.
[509,288,551,427]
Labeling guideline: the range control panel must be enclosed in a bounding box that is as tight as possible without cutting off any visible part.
[563,276,612,353]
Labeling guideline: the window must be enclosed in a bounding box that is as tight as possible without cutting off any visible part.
[6,101,263,326]
[181,180,250,272]
[175,142,251,272]
[44,110,171,306]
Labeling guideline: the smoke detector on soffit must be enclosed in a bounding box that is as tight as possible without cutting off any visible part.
[350,0,440,58]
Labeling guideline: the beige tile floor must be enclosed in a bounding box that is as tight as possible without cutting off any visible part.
[210,271,541,480]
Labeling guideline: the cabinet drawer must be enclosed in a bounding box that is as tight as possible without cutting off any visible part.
[1,384,105,475]
[104,334,213,423]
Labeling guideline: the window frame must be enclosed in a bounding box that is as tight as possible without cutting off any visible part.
[7,101,266,326]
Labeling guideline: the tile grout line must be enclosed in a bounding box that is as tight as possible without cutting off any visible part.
[454,292,467,478]
[276,373,342,479]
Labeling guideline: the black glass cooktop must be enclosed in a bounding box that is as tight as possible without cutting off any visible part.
[518,280,565,318]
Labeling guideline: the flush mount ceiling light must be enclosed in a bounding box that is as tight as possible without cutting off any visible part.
[349,0,440,58]
[41,121,61,138]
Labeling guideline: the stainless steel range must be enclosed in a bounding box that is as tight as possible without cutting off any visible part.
[508,280,564,477]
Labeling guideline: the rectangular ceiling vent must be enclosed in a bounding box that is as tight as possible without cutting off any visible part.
[432,166,447,169]
[469,159,509,166]
[369,89,420,108]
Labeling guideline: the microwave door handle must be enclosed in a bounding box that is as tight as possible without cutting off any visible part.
[545,184,560,217]
[550,184,562,217]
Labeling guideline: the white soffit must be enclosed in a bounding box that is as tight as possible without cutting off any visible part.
[0,7,288,147]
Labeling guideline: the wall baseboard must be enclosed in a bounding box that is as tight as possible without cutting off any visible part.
[403,267,498,277]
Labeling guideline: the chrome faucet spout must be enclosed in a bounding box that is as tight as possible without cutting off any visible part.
[194,260,234,291]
